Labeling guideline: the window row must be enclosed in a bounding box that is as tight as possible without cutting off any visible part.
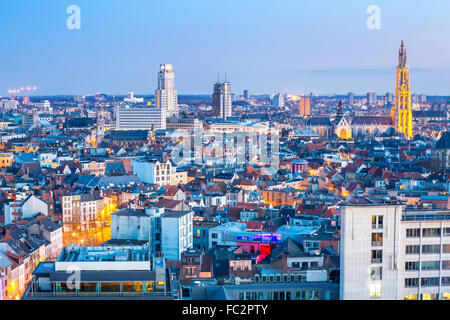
[406,228,450,238]
[405,277,450,287]
[405,244,450,254]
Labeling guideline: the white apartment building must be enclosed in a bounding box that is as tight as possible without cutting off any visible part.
[61,193,104,232]
[340,199,450,300]
[0,99,19,111]
[155,64,178,116]
[131,158,185,187]
[115,105,166,130]
[161,210,193,261]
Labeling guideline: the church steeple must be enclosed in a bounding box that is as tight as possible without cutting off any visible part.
[392,40,413,138]
[334,100,344,124]
[398,40,407,68]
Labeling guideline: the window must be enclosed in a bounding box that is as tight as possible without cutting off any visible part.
[421,293,438,300]
[421,261,440,270]
[371,250,382,263]
[405,278,419,287]
[369,283,382,298]
[422,244,440,254]
[406,228,420,238]
[442,261,450,270]
[421,277,439,287]
[211,233,218,239]
[442,277,450,286]
[422,228,441,237]
[444,228,450,237]
[444,244,450,254]
[371,267,382,280]
[372,215,383,229]
[405,261,419,271]
[371,233,383,246]
[406,245,420,254]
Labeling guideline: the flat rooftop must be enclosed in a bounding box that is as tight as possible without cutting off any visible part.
[57,244,150,263]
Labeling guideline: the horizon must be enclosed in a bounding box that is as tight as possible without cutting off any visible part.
[1,0,450,96]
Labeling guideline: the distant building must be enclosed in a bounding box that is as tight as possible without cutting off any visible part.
[155,64,178,116]
[21,112,39,129]
[166,117,203,131]
[299,97,311,116]
[366,92,376,105]
[243,90,250,99]
[132,158,187,187]
[212,81,232,119]
[0,99,19,111]
[123,92,144,104]
[272,93,284,108]
[434,132,450,170]
[61,193,104,232]
[115,106,166,130]
[347,92,354,106]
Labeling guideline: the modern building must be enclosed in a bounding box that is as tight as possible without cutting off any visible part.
[366,92,376,105]
[23,244,171,299]
[155,64,178,116]
[340,198,450,300]
[212,81,232,119]
[0,99,19,111]
[272,93,284,108]
[347,93,354,106]
[115,105,166,131]
[166,117,203,131]
[299,97,311,116]
[161,210,193,261]
[21,112,39,129]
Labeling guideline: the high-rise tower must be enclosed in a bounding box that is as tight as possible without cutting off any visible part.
[392,41,413,138]
[155,64,178,116]
[212,79,232,119]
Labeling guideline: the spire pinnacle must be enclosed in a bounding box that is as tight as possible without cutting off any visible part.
[398,40,407,68]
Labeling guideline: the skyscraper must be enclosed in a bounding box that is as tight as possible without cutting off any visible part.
[347,92,354,106]
[243,90,250,100]
[272,93,284,108]
[366,92,376,105]
[299,97,311,116]
[212,80,232,119]
[155,64,178,116]
[392,41,413,138]
[385,92,394,104]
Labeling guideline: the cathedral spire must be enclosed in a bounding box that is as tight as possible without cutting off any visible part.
[393,40,413,138]
[398,40,407,68]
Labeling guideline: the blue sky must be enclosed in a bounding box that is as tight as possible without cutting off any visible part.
[0,0,449,96]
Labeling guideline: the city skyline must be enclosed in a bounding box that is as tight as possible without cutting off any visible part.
[1,0,450,96]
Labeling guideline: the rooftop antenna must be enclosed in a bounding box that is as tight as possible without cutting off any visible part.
[224,73,227,82]
[217,73,220,83]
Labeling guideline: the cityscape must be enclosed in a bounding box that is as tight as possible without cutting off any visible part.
[1,1,450,308]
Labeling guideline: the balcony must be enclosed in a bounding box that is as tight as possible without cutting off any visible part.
[371,241,383,247]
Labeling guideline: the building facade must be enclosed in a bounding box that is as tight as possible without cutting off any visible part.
[155,64,179,116]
